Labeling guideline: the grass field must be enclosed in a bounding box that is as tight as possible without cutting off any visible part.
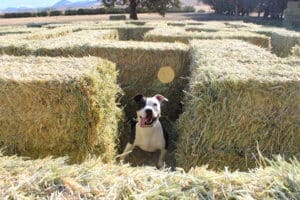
[0,19,299,198]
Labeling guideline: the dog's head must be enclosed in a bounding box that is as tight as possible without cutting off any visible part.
[133,94,168,127]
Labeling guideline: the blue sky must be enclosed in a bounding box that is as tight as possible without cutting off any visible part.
[0,0,92,9]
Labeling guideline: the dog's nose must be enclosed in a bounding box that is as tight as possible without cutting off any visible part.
[145,109,153,116]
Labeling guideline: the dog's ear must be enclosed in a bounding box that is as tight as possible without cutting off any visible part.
[133,94,144,103]
[154,94,168,103]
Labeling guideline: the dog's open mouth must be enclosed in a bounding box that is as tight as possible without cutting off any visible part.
[140,116,157,127]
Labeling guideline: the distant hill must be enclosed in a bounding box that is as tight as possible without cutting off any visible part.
[2,7,38,13]
[0,0,102,13]
[0,0,201,14]
[52,0,102,10]
[52,0,73,9]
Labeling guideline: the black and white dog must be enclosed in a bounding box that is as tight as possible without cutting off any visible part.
[120,94,168,168]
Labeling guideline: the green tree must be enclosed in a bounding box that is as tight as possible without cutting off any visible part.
[201,0,288,19]
[103,0,180,20]
[201,0,259,15]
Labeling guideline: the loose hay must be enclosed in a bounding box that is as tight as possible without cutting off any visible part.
[176,39,300,171]
[0,153,299,199]
[145,27,270,48]
[271,31,300,57]
[0,55,121,163]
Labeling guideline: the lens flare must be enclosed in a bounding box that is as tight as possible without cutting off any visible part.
[157,66,175,84]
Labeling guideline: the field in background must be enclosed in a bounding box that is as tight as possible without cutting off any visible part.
[0,17,299,199]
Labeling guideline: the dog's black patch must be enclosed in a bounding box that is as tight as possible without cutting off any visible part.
[129,119,137,145]
[133,94,146,110]
[162,124,169,150]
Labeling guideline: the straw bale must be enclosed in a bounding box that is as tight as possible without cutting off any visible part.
[224,21,251,28]
[176,39,300,171]
[0,30,190,166]
[185,21,246,32]
[73,24,154,41]
[0,32,189,121]
[0,26,74,40]
[126,21,147,26]
[0,153,299,199]
[186,21,204,26]
[292,45,300,57]
[116,27,154,40]
[0,55,121,163]
[0,26,39,36]
[0,29,119,56]
[284,1,300,28]
[42,21,154,40]
[185,26,221,32]
[145,27,270,48]
[23,27,74,40]
[167,22,186,27]
[271,30,300,57]
[109,15,126,20]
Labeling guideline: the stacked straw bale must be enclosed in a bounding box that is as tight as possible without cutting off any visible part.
[186,21,232,33]
[292,45,300,57]
[283,1,300,28]
[271,30,300,57]
[0,26,73,39]
[74,25,154,41]
[48,22,155,41]
[176,39,300,171]
[145,27,270,48]
[0,26,34,36]
[0,55,121,163]
[0,30,190,120]
[0,30,190,166]
[109,15,126,20]
[23,27,74,40]
[125,21,147,26]
[116,27,154,40]
[0,29,119,56]
[167,22,187,27]
[0,153,299,199]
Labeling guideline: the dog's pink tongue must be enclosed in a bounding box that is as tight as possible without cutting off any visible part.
[140,118,147,126]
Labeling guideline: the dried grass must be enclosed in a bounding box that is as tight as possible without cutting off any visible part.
[145,27,270,48]
[176,39,300,171]
[0,55,121,163]
[0,29,190,166]
[23,27,74,40]
[292,45,300,57]
[271,30,300,57]
[0,31,190,121]
[0,25,36,36]
[0,26,74,40]
[73,25,154,41]
[0,153,298,199]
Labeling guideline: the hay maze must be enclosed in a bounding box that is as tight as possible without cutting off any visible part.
[0,20,299,198]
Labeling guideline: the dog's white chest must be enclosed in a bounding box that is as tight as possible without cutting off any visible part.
[134,122,165,152]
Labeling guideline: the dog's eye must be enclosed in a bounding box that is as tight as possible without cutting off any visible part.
[153,103,157,107]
